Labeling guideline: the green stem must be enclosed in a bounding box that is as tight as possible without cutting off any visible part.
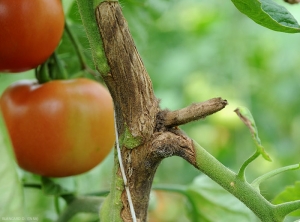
[60,194,76,205]
[237,150,260,181]
[23,183,42,189]
[193,141,282,222]
[98,154,124,222]
[275,200,300,219]
[251,163,300,190]
[152,184,199,222]
[56,196,104,222]
[54,195,61,214]
[76,0,110,76]
[51,52,68,80]
[35,61,52,84]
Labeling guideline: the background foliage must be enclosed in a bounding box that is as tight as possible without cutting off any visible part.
[1,0,300,221]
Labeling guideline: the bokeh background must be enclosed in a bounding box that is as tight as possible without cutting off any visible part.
[1,0,300,221]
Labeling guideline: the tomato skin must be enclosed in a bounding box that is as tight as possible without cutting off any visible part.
[0,0,64,73]
[0,79,115,177]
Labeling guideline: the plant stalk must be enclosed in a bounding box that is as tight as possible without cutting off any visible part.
[193,141,281,222]
[75,0,110,75]
[237,150,260,181]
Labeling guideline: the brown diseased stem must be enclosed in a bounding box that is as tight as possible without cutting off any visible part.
[164,97,228,127]
[96,2,158,141]
[95,2,160,221]
[95,2,227,221]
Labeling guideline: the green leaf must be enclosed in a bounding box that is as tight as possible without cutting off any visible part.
[0,114,24,216]
[235,107,272,161]
[273,181,300,216]
[186,175,257,222]
[231,0,300,33]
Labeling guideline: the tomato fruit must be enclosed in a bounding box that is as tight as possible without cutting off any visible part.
[0,78,115,177]
[0,0,65,72]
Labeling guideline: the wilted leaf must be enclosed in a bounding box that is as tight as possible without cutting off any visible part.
[235,107,272,161]
[186,175,258,222]
[231,0,300,33]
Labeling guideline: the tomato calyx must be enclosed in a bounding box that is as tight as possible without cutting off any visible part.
[35,52,69,84]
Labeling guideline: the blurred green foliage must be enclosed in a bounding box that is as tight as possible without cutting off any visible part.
[1,0,300,221]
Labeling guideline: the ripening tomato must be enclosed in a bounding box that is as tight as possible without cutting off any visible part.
[0,0,65,72]
[0,78,115,177]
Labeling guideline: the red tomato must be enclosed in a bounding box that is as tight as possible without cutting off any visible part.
[0,0,65,72]
[0,79,115,177]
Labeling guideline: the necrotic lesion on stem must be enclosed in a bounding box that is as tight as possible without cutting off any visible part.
[163,97,228,127]
[95,1,159,140]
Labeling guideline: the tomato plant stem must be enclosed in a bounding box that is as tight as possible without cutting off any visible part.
[35,61,52,84]
[51,52,68,80]
[275,200,300,219]
[76,0,110,76]
[54,195,61,214]
[237,150,260,181]
[23,183,42,189]
[57,196,105,222]
[193,141,285,221]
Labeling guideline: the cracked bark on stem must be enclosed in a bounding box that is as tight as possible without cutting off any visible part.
[95,2,159,221]
[164,97,228,127]
[96,1,158,140]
